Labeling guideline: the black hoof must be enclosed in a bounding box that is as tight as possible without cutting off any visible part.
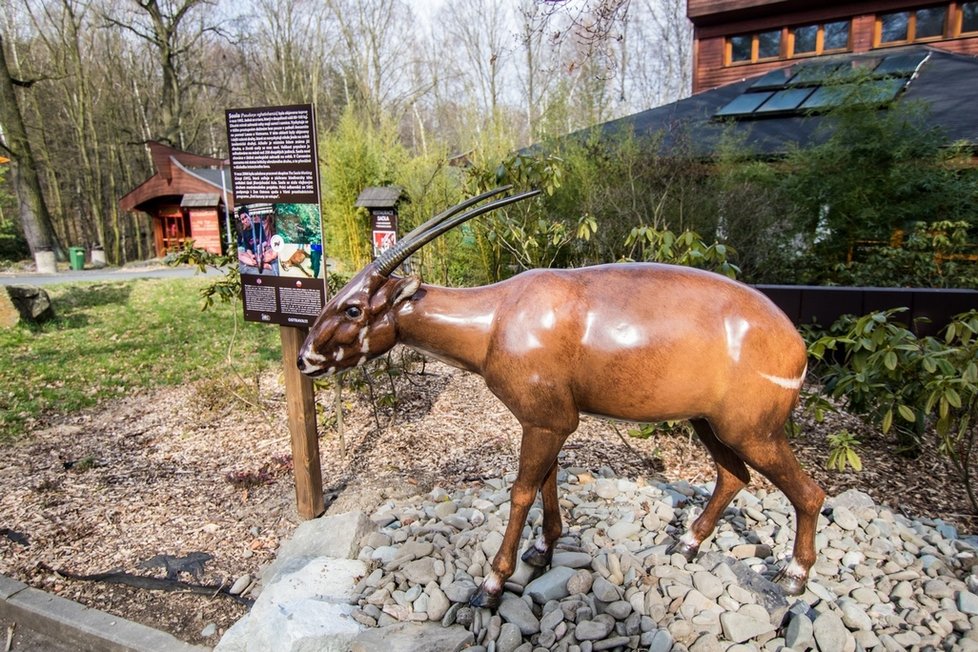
[666,539,699,563]
[521,545,552,568]
[773,568,807,596]
[469,584,501,609]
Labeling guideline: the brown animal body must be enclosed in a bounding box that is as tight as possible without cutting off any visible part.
[297,191,824,608]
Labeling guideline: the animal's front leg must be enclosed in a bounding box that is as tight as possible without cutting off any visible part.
[470,426,568,609]
[521,458,560,568]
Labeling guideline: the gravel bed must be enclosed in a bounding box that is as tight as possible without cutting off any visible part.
[347,468,978,651]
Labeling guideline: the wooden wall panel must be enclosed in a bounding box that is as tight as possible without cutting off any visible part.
[188,209,223,254]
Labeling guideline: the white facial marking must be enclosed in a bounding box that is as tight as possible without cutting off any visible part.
[334,348,344,362]
[327,366,336,375]
[357,356,367,367]
[358,327,368,343]
[724,317,750,363]
[482,572,503,593]
[304,350,327,364]
[360,337,370,353]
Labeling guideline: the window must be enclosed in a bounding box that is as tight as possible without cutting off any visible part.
[917,6,948,37]
[789,20,851,57]
[728,21,852,66]
[757,30,782,59]
[730,34,752,63]
[794,25,818,54]
[726,30,782,64]
[961,1,978,33]
[877,7,948,45]
[879,11,910,42]
[824,20,851,50]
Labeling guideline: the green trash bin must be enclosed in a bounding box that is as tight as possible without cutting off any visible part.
[69,246,85,271]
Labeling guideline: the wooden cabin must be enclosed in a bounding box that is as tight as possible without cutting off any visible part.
[689,0,978,92]
[119,142,233,257]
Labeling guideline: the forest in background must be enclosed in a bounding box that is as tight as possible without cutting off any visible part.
[0,0,690,266]
[3,0,976,290]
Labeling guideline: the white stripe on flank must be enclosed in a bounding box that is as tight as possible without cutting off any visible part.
[759,369,806,390]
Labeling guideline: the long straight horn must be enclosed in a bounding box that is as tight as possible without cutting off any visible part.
[376,189,541,276]
[400,185,512,244]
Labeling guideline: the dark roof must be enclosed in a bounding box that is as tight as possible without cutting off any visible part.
[591,46,978,157]
[187,166,233,191]
[181,193,221,207]
[355,186,404,208]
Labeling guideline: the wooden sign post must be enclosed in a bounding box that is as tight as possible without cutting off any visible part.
[226,104,327,520]
[279,325,324,520]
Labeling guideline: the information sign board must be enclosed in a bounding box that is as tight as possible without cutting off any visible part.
[225,104,326,326]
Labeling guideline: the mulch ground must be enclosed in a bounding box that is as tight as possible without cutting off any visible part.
[1,356,975,645]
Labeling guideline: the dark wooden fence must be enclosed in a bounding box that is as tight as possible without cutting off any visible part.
[755,285,978,336]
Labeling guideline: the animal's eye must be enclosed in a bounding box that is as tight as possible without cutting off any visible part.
[345,306,362,319]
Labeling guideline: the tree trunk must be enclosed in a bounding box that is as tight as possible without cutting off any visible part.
[0,33,63,258]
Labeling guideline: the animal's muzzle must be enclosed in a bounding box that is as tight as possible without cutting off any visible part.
[296,354,328,377]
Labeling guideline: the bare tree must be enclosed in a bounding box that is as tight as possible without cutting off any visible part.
[241,0,339,115]
[0,28,62,258]
[324,0,431,123]
[521,0,631,74]
[629,0,692,108]
[437,0,513,119]
[102,0,225,148]
[22,0,113,253]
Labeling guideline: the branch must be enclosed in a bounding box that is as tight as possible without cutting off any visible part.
[9,73,65,88]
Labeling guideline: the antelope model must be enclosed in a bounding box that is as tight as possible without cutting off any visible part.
[298,188,825,608]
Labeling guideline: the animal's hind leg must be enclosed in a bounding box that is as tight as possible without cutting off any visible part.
[668,418,751,561]
[730,431,825,595]
[521,458,560,568]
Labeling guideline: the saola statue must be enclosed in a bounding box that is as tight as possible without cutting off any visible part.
[297,188,824,608]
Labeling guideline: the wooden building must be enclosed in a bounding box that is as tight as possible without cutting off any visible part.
[119,142,233,257]
[689,0,978,92]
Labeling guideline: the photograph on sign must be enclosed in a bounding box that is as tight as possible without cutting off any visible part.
[235,202,323,279]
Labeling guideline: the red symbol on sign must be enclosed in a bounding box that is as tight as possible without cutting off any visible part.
[373,230,397,254]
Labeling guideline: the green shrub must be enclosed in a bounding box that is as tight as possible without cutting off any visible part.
[808,309,978,512]
[833,220,978,288]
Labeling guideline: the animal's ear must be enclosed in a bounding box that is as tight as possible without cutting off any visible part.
[391,275,421,306]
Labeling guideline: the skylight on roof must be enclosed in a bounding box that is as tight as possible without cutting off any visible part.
[755,88,815,113]
[714,51,929,120]
[715,91,774,117]
[750,68,793,90]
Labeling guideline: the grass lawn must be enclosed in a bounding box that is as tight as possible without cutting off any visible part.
[0,276,281,440]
